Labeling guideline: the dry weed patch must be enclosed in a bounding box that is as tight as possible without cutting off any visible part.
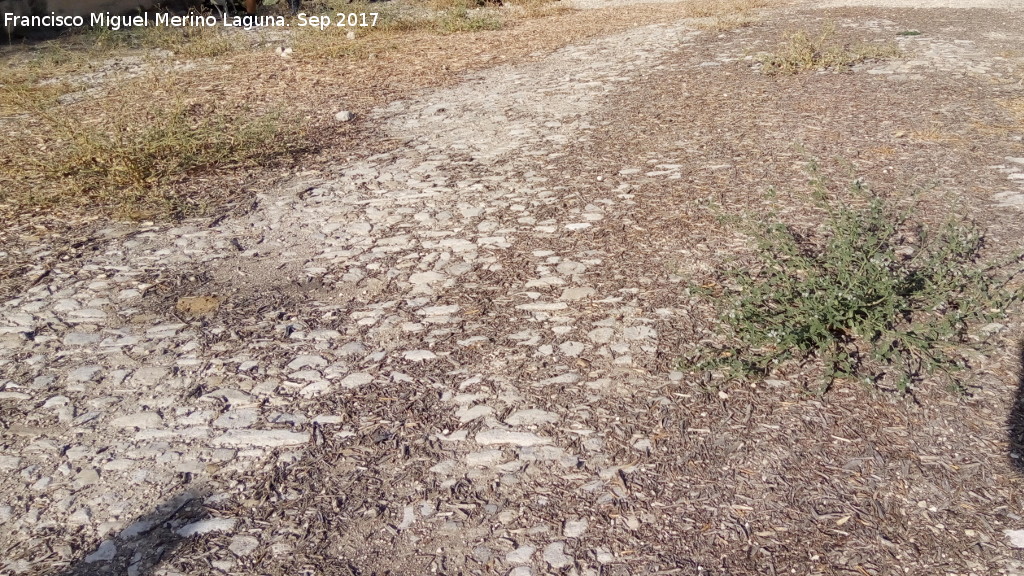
[759,23,900,74]
[2,73,305,220]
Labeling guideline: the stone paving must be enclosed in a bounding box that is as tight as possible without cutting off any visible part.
[2,1,1024,575]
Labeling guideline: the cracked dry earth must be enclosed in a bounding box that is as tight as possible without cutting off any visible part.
[5,1,1024,575]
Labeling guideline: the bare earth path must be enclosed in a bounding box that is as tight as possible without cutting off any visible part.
[3,1,1024,575]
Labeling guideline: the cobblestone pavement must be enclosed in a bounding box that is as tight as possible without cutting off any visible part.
[3,1,1024,575]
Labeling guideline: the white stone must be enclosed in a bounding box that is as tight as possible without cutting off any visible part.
[212,430,309,447]
[475,429,550,447]
[587,327,615,344]
[0,391,30,400]
[516,302,568,311]
[176,518,237,537]
[335,110,355,122]
[404,350,437,361]
[1007,529,1024,548]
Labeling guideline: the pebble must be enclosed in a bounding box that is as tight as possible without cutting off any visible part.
[335,110,355,122]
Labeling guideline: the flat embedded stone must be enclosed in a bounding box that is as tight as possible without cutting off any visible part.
[212,429,309,447]
[475,429,550,447]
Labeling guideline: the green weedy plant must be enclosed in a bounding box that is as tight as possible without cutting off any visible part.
[686,173,1024,393]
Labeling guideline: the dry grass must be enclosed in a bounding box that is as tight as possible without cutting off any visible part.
[759,23,900,75]
[0,0,781,223]
[1,73,305,219]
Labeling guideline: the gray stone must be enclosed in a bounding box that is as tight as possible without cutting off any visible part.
[587,327,615,344]
[558,341,586,357]
[213,409,259,429]
[229,535,260,557]
[340,372,373,388]
[563,518,589,538]
[287,355,328,370]
[505,409,560,426]
[339,342,367,357]
[68,309,107,323]
[458,404,494,423]
[506,545,536,564]
[63,332,101,346]
[110,412,163,429]
[335,110,355,122]
[559,287,595,301]
[68,365,103,383]
[465,450,503,467]
[409,271,446,285]
[130,367,168,386]
[84,540,117,563]
[74,468,100,488]
[543,541,573,569]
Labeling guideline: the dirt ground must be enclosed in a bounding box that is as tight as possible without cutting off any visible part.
[3,1,1024,576]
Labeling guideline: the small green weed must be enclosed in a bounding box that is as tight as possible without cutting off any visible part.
[759,24,900,75]
[685,171,1024,393]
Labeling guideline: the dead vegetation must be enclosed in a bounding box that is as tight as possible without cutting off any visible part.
[0,0,779,225]
[758,23,900,74]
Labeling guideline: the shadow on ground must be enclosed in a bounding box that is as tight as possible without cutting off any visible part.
[1007,343,1024,473]
[54,488,211,576]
